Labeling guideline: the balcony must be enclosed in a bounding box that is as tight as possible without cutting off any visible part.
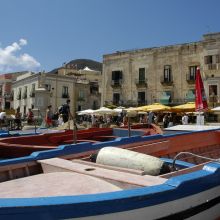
[22,93,27,99]
[62,94,69,99]
[77,97,85,102]
[17,94,21,100]
[30,91,35,97]
[160,76,173,86]
[138,100,148,106]
[208,64,217,70]
[204,63,220,71]
[135,79,147,87]
[111,79,122,88]
[4,93,13,101]
[186,74,196,84]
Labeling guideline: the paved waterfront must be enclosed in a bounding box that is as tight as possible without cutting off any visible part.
[165,124,220,132]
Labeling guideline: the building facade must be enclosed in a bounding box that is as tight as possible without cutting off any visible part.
[102,32,220,108]
[12,66,102,117]
[0,72,26,111]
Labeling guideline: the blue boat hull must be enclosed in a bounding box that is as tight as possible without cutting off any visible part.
[0,162,220,219]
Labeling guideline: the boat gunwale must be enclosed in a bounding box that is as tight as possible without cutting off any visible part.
[0,162,219,216]
[0,129,219,167]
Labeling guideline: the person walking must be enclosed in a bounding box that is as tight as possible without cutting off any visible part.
[58,114,64,126]
[14,108,22,130]
[45,105,53,127]
[163,114,169,128]
[27,108,34,125]
[59,99,73,123]
[182,113,189,125]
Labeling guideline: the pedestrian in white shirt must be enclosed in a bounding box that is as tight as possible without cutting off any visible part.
[182,114,189,125]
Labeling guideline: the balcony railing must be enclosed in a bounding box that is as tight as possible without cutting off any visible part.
[137,100,148,106]
[160,76,173,86]
[30,91,35,97]
[17,94,21,100]
[111,79,122,88]
[77,97,85,102]
[204,63,220,71]
[135,79,147,87]
[207,64,217,70]
[62,94,69,99]
[22,93,27,99]
[186,74,196,84]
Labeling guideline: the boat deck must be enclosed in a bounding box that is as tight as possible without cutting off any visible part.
[0,158,167,198]
[0,172,122,198]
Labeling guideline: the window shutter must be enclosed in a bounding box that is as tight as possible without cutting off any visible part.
[204,56,208,64]
[112,71,115,80]
[216,55,220,63]
[119,71,122,79]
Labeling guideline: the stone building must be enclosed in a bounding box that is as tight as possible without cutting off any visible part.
[102,32,220,108]
[12,59,102,117]
[0,72,26,111]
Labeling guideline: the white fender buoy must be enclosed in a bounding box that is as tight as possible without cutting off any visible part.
[95,147,167,176]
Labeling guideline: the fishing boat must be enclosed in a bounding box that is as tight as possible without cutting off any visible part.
[0,127,220,219]
[0,123,161,158]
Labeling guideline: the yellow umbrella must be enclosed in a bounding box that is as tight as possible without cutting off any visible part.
[138,103,171,112]
[171,102,195,112]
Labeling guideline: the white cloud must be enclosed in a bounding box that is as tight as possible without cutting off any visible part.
[0,39,41,73]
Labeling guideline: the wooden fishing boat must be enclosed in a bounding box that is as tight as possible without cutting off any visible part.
[0,128,220,219]
[0,123,161,158]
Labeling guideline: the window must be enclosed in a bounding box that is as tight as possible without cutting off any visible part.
[204,55,213,64]
[139,68,145,81]
[22,86,27,99]
[30,84,35,97]
[93,101,98,109]
[186,89,195,102]
[164,65,172,82]
[112,70,122,85]
[138,92,145,105]
[209,85,218,106]
[216,55,220,63]
[112,70,122,80]
[62,86,69,98]
[78,90,85,101]
[17,88,22,100]
[24,106,26,116]
[160,91,172,104]
[189,66,197,80]
[45,84,51,91]
[90,83,98,94]
[209,85,217,96]
[11,90,14,101]
[113,93,120,105]
[5,101,10,109]
[79,90,84,98]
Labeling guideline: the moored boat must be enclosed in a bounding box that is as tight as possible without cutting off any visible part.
[0,123,161,159]
[0,128,220,219]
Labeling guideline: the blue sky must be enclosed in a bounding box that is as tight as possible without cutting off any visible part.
[0,0,219,73]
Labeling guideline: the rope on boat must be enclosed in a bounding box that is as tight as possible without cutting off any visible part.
[172,152,220,170]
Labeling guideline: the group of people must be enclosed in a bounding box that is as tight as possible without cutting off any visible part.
[0,99,73,130]
[162,113,189,128]
[1,99,192,130]
[78,112,125,128]
[45,99,73,127]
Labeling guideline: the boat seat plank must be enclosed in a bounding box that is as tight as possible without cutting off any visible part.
[39,158,167,187]
[72,159,145,175]
[0,172,122,198]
